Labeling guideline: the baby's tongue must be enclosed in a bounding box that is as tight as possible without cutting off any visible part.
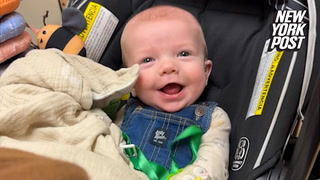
[161,83,181,94]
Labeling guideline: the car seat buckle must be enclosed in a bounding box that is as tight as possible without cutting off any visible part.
[121,144,138,158]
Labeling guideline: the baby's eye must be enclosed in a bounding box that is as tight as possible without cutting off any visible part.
[142,57,154,64]
[178,51,190,57]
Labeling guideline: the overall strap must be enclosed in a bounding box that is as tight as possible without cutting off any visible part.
[122,125,203,180]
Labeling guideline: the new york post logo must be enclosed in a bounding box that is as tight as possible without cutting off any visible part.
[268,10,307,51]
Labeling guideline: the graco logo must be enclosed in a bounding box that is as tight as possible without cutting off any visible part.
[232,137,250,171]
[268,10,307,51]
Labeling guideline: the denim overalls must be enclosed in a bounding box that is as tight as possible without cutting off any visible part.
[121,98,217,169]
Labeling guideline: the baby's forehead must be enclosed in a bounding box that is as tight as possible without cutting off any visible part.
[128,5,198,26]
[122,6,203,44]
[121,5,208,62]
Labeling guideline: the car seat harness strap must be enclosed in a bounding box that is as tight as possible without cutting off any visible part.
[122,125,203,180]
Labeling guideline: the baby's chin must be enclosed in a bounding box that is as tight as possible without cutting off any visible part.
[154,102,193,113]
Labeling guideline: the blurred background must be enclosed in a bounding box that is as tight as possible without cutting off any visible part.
[17,0,63,43]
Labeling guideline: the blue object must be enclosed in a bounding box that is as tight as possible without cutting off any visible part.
[121,98,216,169]
[0,12,26,43]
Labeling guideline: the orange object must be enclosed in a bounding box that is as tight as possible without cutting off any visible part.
[0,0,20,16]
[35,8,87,56]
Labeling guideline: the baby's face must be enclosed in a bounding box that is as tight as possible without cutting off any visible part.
[122,19,212,112]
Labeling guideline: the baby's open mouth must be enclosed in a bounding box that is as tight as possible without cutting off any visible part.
[160,83,184,95]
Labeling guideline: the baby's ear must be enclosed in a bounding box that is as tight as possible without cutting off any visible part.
[204,59,212,80]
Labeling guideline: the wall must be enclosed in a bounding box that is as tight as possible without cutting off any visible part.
[16,0,62,43]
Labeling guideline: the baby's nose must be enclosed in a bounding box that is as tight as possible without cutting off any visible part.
[158,60,179,75]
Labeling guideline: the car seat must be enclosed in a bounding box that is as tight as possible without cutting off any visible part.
[70,0,320,179]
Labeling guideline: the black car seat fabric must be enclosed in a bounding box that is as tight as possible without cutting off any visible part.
[284,72,320,180]
[72,0,320,179]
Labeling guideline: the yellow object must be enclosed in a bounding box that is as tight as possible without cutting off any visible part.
[255,51,283,115]
[121,93,130,101]
[78,2,101,42]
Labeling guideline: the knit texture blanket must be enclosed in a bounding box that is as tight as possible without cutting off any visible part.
[0,49,147,180]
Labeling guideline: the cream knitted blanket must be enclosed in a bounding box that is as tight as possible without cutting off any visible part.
[0,49,147,180]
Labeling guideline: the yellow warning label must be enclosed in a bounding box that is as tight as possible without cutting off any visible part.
[78,2,101,41]
[255,51,284,115]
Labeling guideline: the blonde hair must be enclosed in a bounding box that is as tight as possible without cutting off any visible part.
[130,5,192,21]
[121,5,208,65]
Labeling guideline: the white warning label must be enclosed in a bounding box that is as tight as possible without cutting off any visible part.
[79,2,119,62]
[246,39,283,119]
